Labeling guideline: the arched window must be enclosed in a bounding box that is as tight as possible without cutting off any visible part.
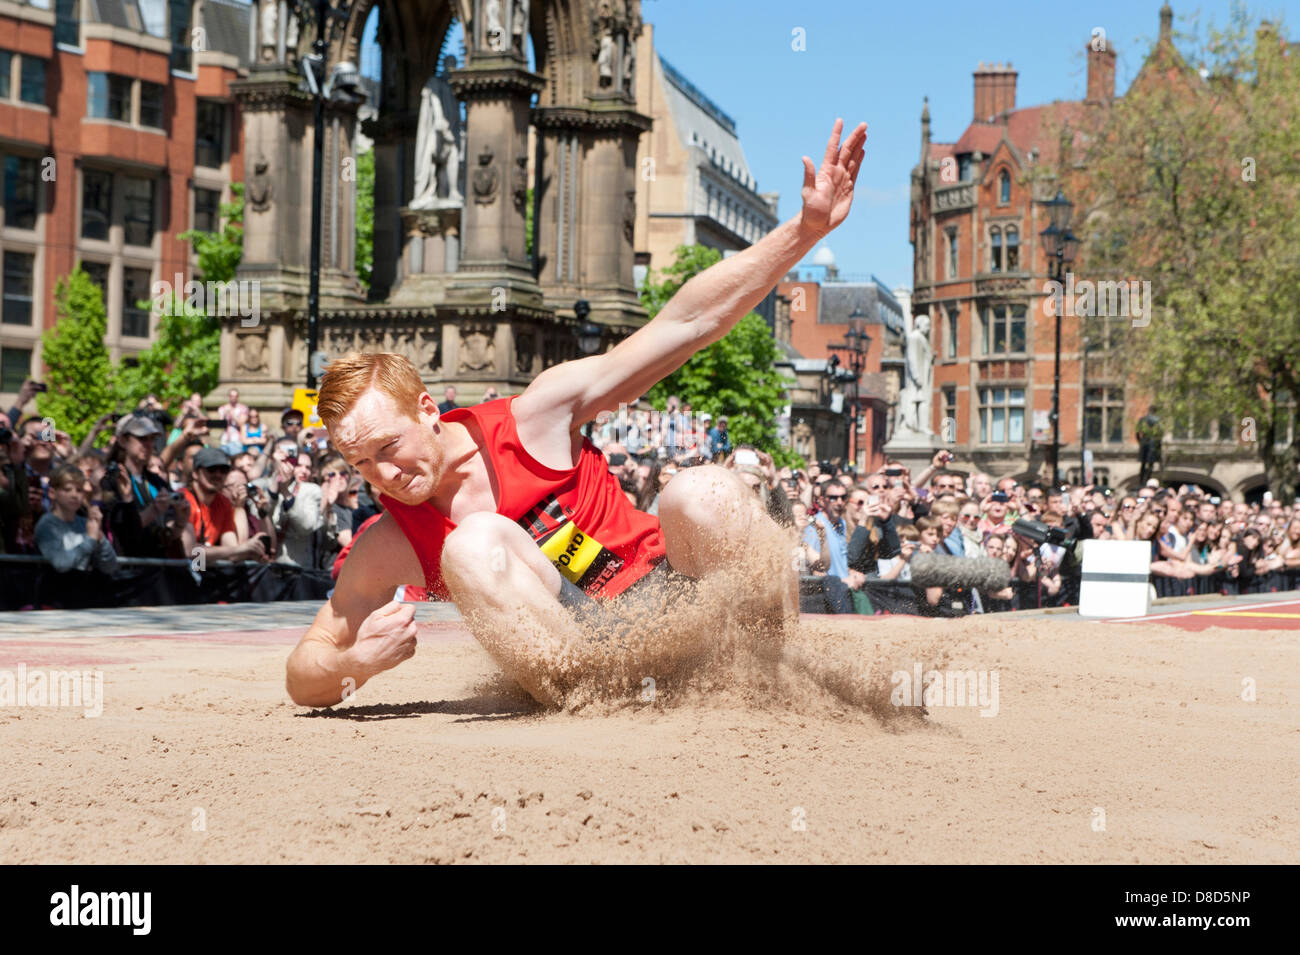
[1005,227,1020,271]
[990,226,1002,272]
[999,169,1011,204]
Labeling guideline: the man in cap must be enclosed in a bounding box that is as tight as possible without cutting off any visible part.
[183,447,268,562]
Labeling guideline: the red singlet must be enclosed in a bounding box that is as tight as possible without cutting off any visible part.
[379,396,666,600]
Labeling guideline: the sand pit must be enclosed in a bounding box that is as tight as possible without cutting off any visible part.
[1,606,1296,864]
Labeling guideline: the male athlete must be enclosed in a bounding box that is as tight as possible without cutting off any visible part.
[286,119,868,707]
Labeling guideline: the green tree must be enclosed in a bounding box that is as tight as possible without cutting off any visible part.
[35,267,117,445]
[639,244,800,465]
[1058,10,1300,500]
[355,148,375,290]
[114,185,246,410]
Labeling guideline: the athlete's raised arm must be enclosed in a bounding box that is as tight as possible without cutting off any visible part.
[514,118,867,434]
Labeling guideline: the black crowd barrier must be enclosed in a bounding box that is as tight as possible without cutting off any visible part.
[1151,566,1300,599]
[0,555,334,612]
[800,567,1300,616]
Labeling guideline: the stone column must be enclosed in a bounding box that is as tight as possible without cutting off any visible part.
[533,106,650,332]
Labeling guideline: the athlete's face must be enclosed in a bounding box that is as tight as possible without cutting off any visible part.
[331,388,443,504]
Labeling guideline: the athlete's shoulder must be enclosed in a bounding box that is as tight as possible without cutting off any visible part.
[342,511,423,581]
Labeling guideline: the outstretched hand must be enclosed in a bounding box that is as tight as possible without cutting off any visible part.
[799,118,868,239]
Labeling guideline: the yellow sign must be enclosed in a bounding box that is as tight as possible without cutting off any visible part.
[292,387,323,428]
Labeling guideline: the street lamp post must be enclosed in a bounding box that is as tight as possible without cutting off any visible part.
[1079,335,1100,483]
[292,0,362,389]
[827,307,871,472]
[1039,190,1079,486]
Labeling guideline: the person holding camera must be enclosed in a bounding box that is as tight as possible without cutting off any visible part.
[221,465,278,558]
[183,447,268,563]
[102,413,190,558]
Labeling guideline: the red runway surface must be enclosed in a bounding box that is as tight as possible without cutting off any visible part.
[1107,597,1300,631]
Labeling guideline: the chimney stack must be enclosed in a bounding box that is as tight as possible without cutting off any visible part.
[1086,39,1117,104]
[973,62,1017,123]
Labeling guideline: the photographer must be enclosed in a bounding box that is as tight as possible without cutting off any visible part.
[183,448,268,563]
[221,465,278,558]
[0,426,31,553]
[846,472,901,576]
[102,414,189,558]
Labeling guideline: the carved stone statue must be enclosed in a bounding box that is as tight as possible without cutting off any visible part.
[510,0,528,54]
[410,74,463,210]
[258,0,277,61]
[897,313,934,436]
[247,156,273,211]
[597,32,615,86]
[472,147,499,205]
[622,37,636,93]
[484,0,504,51]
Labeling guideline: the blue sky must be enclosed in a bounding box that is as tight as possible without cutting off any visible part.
[360,0,1294,290]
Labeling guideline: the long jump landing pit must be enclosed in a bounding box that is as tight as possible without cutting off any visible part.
[0,597,1296,865]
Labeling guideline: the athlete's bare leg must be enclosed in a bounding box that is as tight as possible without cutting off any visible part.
[656,465,800,631]
[440,512,579,707]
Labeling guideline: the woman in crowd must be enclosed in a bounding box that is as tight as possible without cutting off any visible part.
[241,408,267,457]
[34,464,119,607]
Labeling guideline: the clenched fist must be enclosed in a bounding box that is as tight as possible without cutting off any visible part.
[352,600,418,675]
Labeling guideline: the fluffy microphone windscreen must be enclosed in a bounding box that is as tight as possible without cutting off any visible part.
[908,552,1012,590]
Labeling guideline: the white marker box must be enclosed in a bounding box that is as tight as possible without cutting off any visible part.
[1078,540,1152,618]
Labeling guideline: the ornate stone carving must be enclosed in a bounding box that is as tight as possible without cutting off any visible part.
[247,156,273,211]
[483,0,505,51]
[410,73,463,210]
[933,183,975,211]
[472,146,499,205]
[623,189,635,243]
[418,328,442,376]
[235,331,269,375]
[596,32,615,87]
[515,330,535,374]
[458,323,497,372]
[622,36,636,93]
[511,0,529,54]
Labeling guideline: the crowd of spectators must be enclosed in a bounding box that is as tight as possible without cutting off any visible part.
[3,375,1298,614]
[589,413,1300,616]
[0,381,392,609]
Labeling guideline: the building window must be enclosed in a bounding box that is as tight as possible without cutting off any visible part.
[193,187,221,234]
[19,56,46,106]
[990,227,1002,272]
[942,386,957,437]
[999,169,1010,204]
[946,307,958,359]
[958,155,972,181]
[80,260,110,310]
[87,73,132,122]
[0,52,10,99]
[195,100,227,168]
[983,304,1026,355]
[121,268,151,338]
[55,0,81,46]
[82,169,113,240]
[139,81,166,130]
[170,0,193,72]
[0,346,32,391]
[4,156,39,230]
[978,387,1025,444]
[2,252,35,326]
[947,229,958,279]
[123,176,155,246]
[1084,386,1125,444]
[1005,226,1019,271]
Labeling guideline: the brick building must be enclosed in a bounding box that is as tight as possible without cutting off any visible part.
[0,0,250,404]
[908,4,1282,498]
[773,249,903,473]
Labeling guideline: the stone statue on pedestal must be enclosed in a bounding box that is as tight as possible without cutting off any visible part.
[511,0,529,54]
[484,0,504,51]
[597,32,615,86]
[897,313,934,436]
[410,72,463,210]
